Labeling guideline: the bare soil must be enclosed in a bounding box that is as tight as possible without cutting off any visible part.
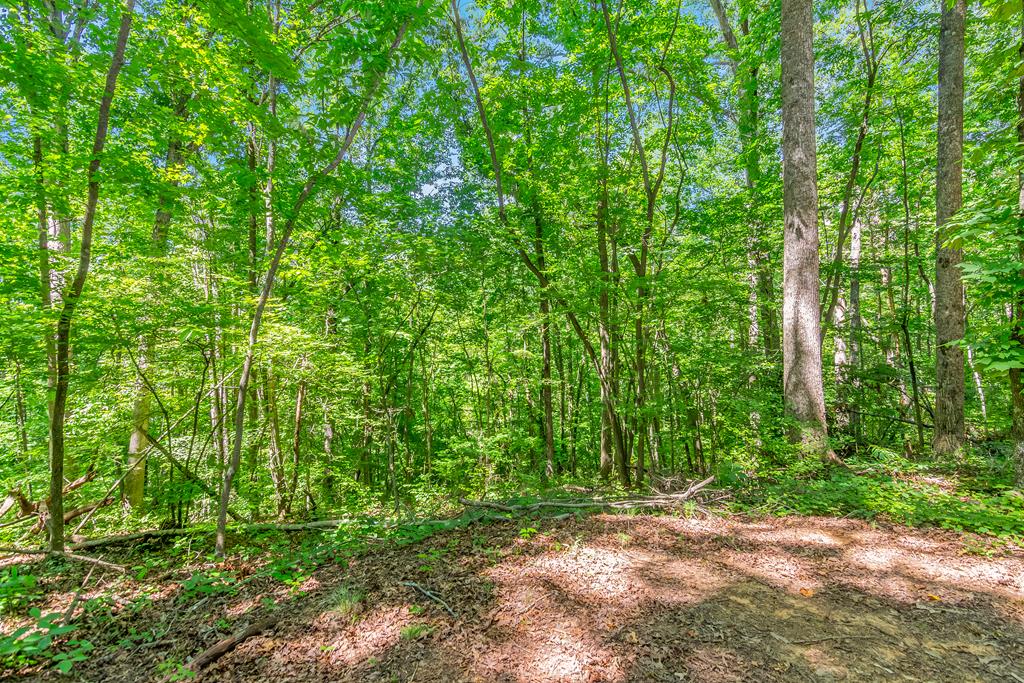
[7,513,1024,682]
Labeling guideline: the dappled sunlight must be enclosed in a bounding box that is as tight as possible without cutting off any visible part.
[225,597,261,618]
[717,548,824,594]
[635,557,730,605]
[318,605,412,668]
[488,546,646,606]
[80,514,1018,683]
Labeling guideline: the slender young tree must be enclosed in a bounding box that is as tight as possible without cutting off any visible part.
[934,0,966,459]
[214,12,415,556]
[780,0,832,458]
[47,1,136,552]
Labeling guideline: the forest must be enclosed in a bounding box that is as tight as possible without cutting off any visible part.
[1,0,1024,680]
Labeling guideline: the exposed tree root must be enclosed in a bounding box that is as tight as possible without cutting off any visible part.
[170,612,283,681]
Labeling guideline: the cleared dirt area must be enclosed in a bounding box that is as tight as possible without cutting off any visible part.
[11,513,1024,682]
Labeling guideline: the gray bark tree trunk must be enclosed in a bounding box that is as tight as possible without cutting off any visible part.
[934,0,966,459]
[780,0,832,459]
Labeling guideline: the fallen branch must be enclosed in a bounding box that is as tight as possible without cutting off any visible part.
[32,496,114,533]
[70,509,526,553]
[63,497,113,524]
[460,476,715,515]
[0,547,128,573]
[70,527,199,550]
[70,519,359,551]
[61,563,97,625]
[63,552,128,573]
[62,468,96,496]
[401,581,456,617]
[172,612,283,680]
[0,489,35,519]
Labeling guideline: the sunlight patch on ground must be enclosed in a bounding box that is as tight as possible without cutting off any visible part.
[494,546,647,605]
[260,604,413,671]
[718,549,823,594]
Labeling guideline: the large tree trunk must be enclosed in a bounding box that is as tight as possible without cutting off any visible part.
[780,0,831,459]
[596,156,618,480]
[1011,14,1024,487]
[47,2,134,552]
[934,0,966,459]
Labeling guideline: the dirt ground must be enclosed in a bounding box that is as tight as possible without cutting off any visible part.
[8,513,1024,682]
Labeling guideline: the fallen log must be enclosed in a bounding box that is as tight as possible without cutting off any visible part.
[69,519,358,551]
[459,476,715,515]
[172,612,283,681]
[0,489,36,519]
[70,527,197,550]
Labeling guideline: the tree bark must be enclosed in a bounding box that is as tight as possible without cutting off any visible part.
[934,0,966,459]
[780,0,832,459]
[848,218,863,444]
[286,379,306,516]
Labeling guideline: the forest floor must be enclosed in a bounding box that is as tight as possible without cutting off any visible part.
[5,510,1024,682]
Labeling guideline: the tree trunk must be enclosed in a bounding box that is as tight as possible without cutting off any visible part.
[1012,14,1024,487]
[125,109,186,509]
[780,0,831,459]
[848,218,863,444]
[265,368,286,515]
[597,173,617,481]
[47,2,134,552]
[934,0,966,459]
[32,135,57,424]
[286,379,306,516]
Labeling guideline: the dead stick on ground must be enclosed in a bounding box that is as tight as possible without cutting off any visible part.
[0,547,128,574]
[172,612,283,681]
[61,562,96,625]
[789,634,878,645]
[401,581,456,618]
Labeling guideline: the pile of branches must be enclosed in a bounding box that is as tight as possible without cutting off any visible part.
[0,466,113,534]
[460,475,722,516]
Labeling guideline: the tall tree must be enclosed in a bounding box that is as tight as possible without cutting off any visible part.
[933,0,966,458]
[47,1,136,552]
[780,0,831,458]
[1011,13,1024,486]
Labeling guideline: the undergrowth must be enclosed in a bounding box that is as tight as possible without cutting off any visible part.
[736,444,1024,542]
